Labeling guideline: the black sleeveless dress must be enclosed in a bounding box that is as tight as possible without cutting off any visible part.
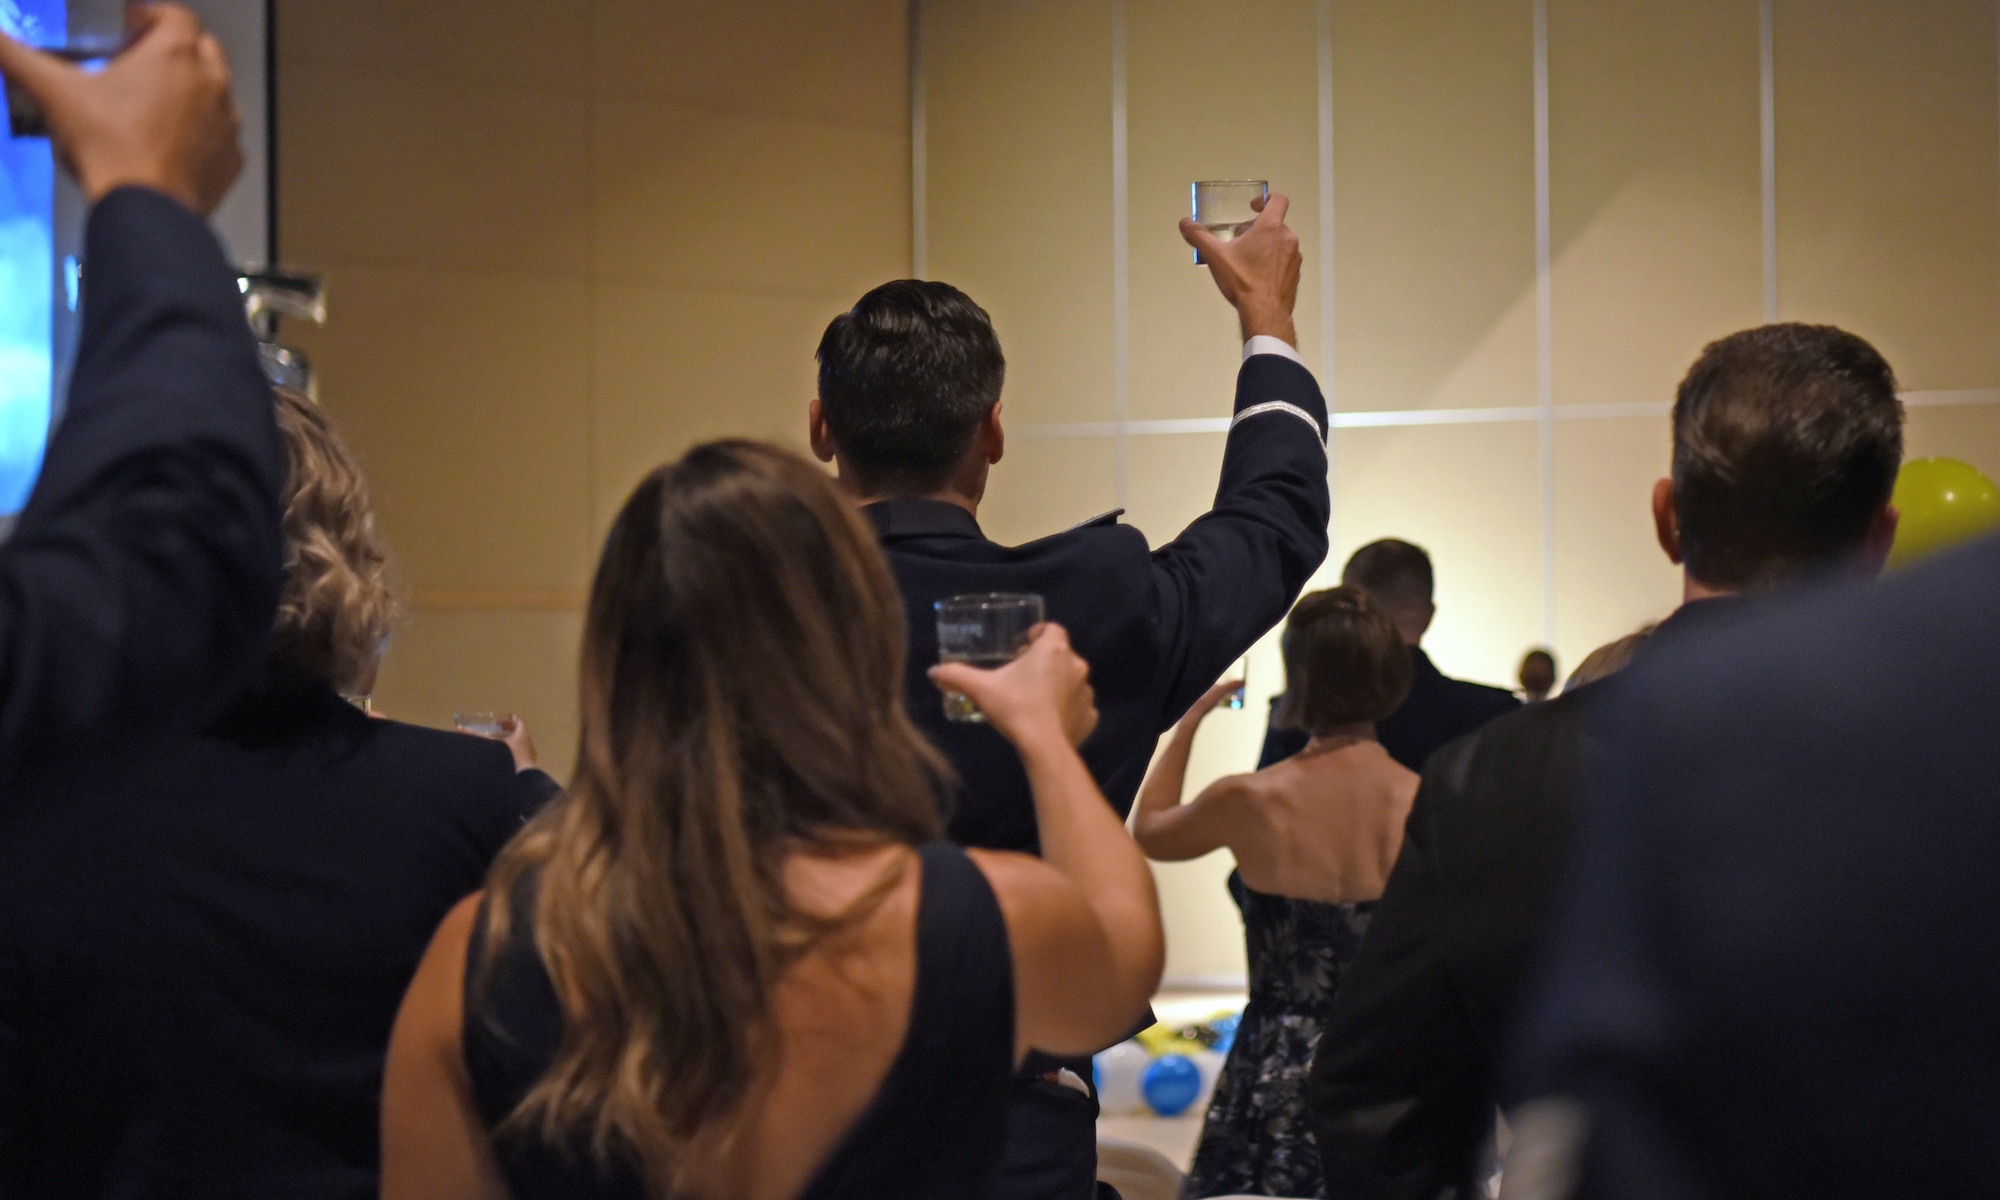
[462,841,1016,1199]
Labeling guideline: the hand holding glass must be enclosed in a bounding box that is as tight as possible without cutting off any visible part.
[935,594,1045,722]
[1191,180,1269,264]
[6,0,128,138]
[454,711,514,739]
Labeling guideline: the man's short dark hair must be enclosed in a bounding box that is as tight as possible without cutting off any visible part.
[1275,587,1413,733]
[1673,324,1903,591]
[816,280,1007,495]
[1341,539,1434,612]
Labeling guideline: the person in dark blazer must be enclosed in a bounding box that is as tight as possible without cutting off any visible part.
[0,390,557,1200]
[1505,529,2000,1200]
[1258,539,1520,774]
[1306,323,1907,1200]
[809,198,1329,1200]
[0,12,285,790]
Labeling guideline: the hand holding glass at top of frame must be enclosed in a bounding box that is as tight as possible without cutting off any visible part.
[1181,181,1302,349]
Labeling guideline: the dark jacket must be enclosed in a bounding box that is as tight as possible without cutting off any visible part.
[0,188,283,789]
[1307,603,1730,1200]
[0,681,559,1200]
[1510,540,2000,1198]
[871,352,1331,854]
[1258,647,1520,773]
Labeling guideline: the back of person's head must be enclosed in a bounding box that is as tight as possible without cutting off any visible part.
[815,280,1007,495]
[1519,649,1556,696]
[483,439,946,1193]
[1671,324,1903,590]
[1565,623,1658,692]
[269,389,396,695]
[1275,587,1413,735]
[1340,539,1435,642]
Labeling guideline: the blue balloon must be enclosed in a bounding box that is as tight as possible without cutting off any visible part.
[1142,1053,1204,1117]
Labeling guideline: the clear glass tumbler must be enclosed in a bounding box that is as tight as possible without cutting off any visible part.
[934,594,1045,723]
[454,711,515,739]
[6,0,130,137]
[1191,180,1270,263]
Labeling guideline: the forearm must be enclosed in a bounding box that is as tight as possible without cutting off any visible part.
[1020,734,1164,996]
[1134,719,1201,824]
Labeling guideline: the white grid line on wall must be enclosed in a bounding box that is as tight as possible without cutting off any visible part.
[1111,0,1132,512]
[1533,0,1557,646]
[1761,0,1779,321]
[1319,0,1338,558]
[910,0,928,279]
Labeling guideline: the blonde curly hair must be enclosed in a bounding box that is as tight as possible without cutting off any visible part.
[271,388,398,693]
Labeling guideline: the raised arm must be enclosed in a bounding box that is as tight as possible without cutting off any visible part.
[1152,197,1331,727]
[0,8,283,784]
[1133,680,1247,862]
[934,626,1166,1062]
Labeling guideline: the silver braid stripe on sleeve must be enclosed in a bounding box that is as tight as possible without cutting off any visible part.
[1231,401,1328,449]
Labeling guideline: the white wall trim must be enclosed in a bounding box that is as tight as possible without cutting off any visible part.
[1533,0,1557,644]
[1111,0,1132,511]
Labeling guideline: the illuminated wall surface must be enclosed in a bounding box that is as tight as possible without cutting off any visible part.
[0,0,59,516]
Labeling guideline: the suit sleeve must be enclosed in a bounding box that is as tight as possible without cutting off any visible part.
[0,931,20,1200]
[0,188,284,785]
[1148,354,1330,727]
[1311,742,1495,1200]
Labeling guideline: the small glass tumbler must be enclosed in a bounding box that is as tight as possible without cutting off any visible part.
[6,0,129,138]
[455,711,515,739]
[1222,652,1251,711]
[934,594,1045,723]
[1190,180,1270,264]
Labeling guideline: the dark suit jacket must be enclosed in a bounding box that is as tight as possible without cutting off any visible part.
[871,352,1330,854]
[0,681,558,1200]
[0,188,283,788]
[1510,541,2000,1198]
[1258,647,1520,773]
[1307,604,1728,1200]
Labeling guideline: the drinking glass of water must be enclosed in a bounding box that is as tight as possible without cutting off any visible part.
[1190,180,1269,264]
[1222,653,1251,711]
[455,712,514,739]
[6,0,129,138]
[934,594,1045,723]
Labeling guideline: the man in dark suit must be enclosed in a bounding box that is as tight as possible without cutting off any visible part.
[811,199,1329,1200]
[1505,529,2000,1199]
[1257,539,1519,773]
[1307,323,1906,1200]
[0,9,282,790]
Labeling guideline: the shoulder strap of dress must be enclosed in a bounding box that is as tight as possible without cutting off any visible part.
[907,841,1016,1082]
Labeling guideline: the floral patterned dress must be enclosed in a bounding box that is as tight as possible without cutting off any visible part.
[1186,888,1374,1199]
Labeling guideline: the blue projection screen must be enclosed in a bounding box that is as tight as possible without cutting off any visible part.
[0,0,58,516]
[0,0,266,521]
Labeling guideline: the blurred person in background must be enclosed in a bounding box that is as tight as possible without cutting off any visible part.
[0,7,284,792]
[1308,323,1904,1200]
[1134,587,1418,1200]
[1562,625,1655,693]
[379,442,1165,1200]
[810,199,1329,1200]
[1257,540,1520,774]
[0,390,556,1200]
[1517,649,1556,703]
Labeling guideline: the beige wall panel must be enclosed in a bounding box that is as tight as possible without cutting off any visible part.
[1127,0,1323,421]
[1333,423,1543,688]
[593,0,908,131]
[1904,404,2000,479]
[376,609,585,783]
[1332,0,1537,413]
[1549,0,1763,408]
[593,100,910,295]
[276,0,591,94]
[1551,416,1681,676]
[1776,0,2000,390]
[1151,853,1248,985]
[280,67,590,273]
[591,281,833,533]
[292,264,595,592]
[978,437,1120,548]
[923,0,1118,427]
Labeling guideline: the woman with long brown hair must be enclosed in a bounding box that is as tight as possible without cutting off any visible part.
[380,440,1164,1200]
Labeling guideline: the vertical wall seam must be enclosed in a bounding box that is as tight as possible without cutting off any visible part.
[1761,0,1779,321]
[1318,0,1337,556]
[910,0,928,279]
[1112,0,1131,510]
[1534,0,1556,647]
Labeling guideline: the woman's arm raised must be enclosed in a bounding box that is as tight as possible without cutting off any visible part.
[933,625,1166,1062]
[1132,681,1251,862]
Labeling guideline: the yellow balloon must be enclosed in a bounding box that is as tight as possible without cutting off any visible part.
[1889,457,2000,569]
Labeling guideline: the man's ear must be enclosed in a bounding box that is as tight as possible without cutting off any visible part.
[809,397,837,465]
[1859,504,1900,579]
[984,401,1006,466]
[1652,478,1683,566]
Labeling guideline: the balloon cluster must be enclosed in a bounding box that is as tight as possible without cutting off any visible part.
[1092,1012,1242,1118]
[1889,458,2000,570]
